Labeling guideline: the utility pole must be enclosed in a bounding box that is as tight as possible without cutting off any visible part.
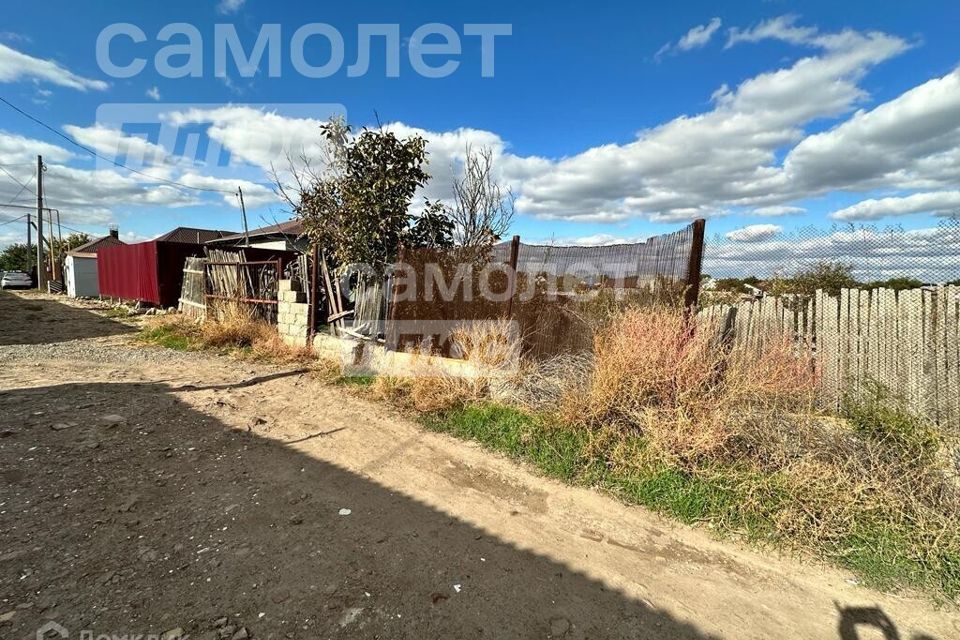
[51,207,62,282]
[36,155,45,289]
[26,212,32,275]
[238,186,250,247]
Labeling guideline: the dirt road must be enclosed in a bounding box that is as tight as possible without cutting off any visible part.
[1,291,957,639]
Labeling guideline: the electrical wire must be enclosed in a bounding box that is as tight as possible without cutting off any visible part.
[0,95,236,195]
[0,167,36,205]
[0,214,27,226]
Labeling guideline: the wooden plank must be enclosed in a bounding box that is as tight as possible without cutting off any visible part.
[839,288,852,400]
[933,286,945,426]
[901,288,922,416]
[950,285,960,432]
[859,288,871,391]
[922,288,937,420]
[819,290,839,409]
[883,288,897,393]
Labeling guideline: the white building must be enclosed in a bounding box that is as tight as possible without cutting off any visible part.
[64,229,125,298]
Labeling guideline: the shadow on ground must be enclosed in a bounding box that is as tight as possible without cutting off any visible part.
[0,291,133,346]
[1,379,719,640]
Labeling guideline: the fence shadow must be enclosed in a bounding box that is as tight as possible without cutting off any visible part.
[1,379,719,639]
[0,291,134,346]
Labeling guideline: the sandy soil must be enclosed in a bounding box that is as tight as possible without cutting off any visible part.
[1,290,958,640]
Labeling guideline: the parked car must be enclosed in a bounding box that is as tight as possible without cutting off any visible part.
[0,271,33,289]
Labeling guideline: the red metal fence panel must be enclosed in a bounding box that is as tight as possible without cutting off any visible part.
[98,241,160,304]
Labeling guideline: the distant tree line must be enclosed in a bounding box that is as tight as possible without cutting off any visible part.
[0,233,91,273]
[706,261,953,298]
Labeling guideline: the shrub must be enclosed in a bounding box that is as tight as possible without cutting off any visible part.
[842,380,942,466]
[201,301,274,348]
[561,306,817,464]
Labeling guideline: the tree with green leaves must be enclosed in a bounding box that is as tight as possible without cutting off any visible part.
[0,243,32,272]
[770,261,859,297]
[864,277,924,291]
[293,117,451,274]
[53,232,91,256]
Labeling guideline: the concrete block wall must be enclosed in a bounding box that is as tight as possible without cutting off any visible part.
[277,279,309,347]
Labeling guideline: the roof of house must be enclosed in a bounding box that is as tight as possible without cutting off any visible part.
[155,227,238,244]
[209,219,304,244]
[67,234,126,256]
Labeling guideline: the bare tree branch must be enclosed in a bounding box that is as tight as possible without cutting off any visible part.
[449,145,515,249]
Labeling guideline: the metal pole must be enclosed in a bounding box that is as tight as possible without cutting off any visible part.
[238,187,250,247]
[26,212,32,277]
[683,218,706,313]
[35,155,44,289]
[505,234,520,320]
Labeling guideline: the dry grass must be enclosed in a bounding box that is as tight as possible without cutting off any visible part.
[140,302,315,365]
[559,306,817,465]
[369,319,523,414]
[553,306,960,595]
[265,299,959,598]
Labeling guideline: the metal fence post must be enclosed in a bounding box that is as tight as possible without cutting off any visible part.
[505,235,521,320]
[684,219,706,312]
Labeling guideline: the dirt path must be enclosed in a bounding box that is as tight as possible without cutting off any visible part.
[1,291,957,640]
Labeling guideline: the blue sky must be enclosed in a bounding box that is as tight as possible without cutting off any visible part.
[0,0,958,277]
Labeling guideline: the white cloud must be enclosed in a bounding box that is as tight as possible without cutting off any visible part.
[166,105,333,172]
[0,32,31,44]
[6,17,952,242]
[216,0,246,15]
[0,43,108,91]
[781,68,960,195]
[516,22,908,222]
[146,86,161,101]
[0,129,74,165]
[726,15,820,49]
[725,224,782,242]
[63,124,169,167]
[535,233,646,247]
[830,191,960,221]
[706,221,960,283]
[751,205,805,216]
[656,17,722,60]
[679,18,723,50]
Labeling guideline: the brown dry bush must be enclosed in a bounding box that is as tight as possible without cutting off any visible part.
[560,305,960,587]
[373,319,522,414]
[560,306,817,465]
[201,300,274,348]
[143,302,316,365]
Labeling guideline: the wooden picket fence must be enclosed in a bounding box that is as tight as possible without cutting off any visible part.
[698,286,960,431]
[178,256,206,318]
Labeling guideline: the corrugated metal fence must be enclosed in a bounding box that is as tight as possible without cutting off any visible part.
[698,285,960,430]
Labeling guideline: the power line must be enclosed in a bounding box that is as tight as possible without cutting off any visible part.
[0,95,236,195]
[0,164,32,190]
[0,166,37,205]
[0,214,27,227]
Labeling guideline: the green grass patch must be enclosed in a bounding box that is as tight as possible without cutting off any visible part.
[413,400,959,601]
[137,324,196,351]
[420,403,592,482]
[333,375,377,388]
[102,307,134,319]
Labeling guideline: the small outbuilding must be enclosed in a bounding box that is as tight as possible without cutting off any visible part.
[97,227,236,307]
[64,228,125,298]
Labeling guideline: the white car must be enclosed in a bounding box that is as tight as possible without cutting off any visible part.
[0,271,33,289]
